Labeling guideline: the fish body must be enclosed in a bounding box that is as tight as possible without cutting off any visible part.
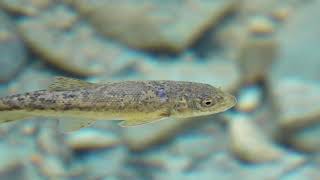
[0,77,236,131]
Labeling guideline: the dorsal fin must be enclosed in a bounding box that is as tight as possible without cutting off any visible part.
[48,76,97,91]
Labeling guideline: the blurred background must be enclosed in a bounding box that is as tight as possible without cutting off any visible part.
[0,0,319,179]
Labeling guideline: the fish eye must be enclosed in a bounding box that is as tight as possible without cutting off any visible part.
[201,98,214,107]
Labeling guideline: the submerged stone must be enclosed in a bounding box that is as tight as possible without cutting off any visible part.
[18,5,137,76]
[0,11,27,83]
[69,0,238,52]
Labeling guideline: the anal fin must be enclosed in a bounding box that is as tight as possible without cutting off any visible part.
[0,110,32,124]
[58,118,96,132]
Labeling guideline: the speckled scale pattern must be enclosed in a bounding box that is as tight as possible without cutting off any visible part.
[0,81,226,115]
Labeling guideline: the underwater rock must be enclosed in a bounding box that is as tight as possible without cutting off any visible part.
[247,16,275,35]
[282,163,320,180]
[240,152,307,179]
[76,145,128,179]
[153,150,306,180]
[140,58,241,93]
[66,128,121,150]
[237,16,278,84]
[0,144,26,180]
[130,120,228,178]
[121,118,193,151]
[270,0,320,82]
[289,123,320,152]
[38,156,67,177]
[150,152,234,180]
[271,6,292,22]
[69,0,238,52]
[235,85,263,112]
[229,114,284,163]
[239,0,279,15]
[6,62,54,94]
[18,5,137,76]
[0,120,73,179]
[216,15,277,83]
[0,11,27,83]
[138,150,193,174]
[270,78,320,152]
[271,78,320,131]
[37,124,71,159]
[169,132,226,160]
[122,114,226,152]
[0,0,52,16]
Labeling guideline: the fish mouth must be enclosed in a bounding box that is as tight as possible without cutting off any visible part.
[217,94,237,112]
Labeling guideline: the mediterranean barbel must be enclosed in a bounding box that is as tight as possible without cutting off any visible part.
[0,77,236,131]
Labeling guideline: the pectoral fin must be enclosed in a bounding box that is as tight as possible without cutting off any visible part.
[118,117,170,127]
[118,120,147,127]
[58,118,96,132]
[118,108,171,127]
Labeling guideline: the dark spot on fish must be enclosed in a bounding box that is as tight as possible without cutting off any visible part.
[39,97,46,102]
[37,106,46,110]
[17,97,25,101]
[156,87,168,102]
[63,103,73,110]
[7,102,19,109]
[31,104,45,110]
[45,99,56,104]
[29,96,37,101]
[62,93,69,99]
[156,88,166,98]
[78,106,89,111]
[62,93,77,99]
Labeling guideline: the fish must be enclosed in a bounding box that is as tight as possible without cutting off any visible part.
[0,76,236,132]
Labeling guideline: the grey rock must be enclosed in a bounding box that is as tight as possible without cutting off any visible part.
[6,61,54,94]
[0,120,74,179]
[0,10,27,82]
[69,0,238,52]
[0,144,26,180]
[18,5,138,76]
[271,78,320,130]
[138,57,241,92]
[235,85,263,112]
[270,0,320,81]
[195,151,305,180]
[66,128,121,150]
[281,163,320,180]
[228,114,284,163]
[289,123,320,152]
[269,78,320,152]
[77,146,128,179]
[0,0,52,16]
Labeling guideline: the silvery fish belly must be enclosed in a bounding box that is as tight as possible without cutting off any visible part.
[0,76,236,132]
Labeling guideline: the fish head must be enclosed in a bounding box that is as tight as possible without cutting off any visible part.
[171,83,237,118]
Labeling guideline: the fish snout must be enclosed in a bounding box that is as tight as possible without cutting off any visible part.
[218,94,237,112]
